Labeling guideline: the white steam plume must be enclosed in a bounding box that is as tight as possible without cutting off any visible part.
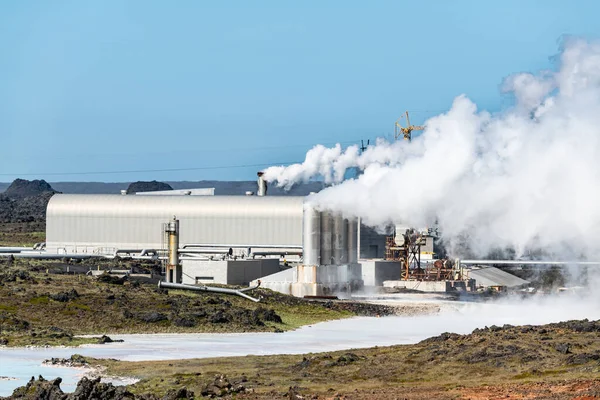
[263,38,600,259]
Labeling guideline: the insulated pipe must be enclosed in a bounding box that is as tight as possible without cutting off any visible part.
[158,281,261,302]
[302,203,321,266]
[252,251,303,256]
[178,249,230,254]
[182,244,302,249]
[320,211,333,265]
[332,213,347,265]
[461,260,600,265]
[0,247,34,253]
[347,218,358,263]
[0,253,106,260]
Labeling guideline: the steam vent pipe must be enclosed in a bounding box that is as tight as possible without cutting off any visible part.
[333,214,347,264]
[302,203,321,266]
[257,171,267,196]
[320,211,333,265]
[165,216,180,283]
[347,218,358,263]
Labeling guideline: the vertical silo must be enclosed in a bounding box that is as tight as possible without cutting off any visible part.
[347,218,358,263]
[302,203,321,266]
[332,213,348,264]
[320,211,333,265]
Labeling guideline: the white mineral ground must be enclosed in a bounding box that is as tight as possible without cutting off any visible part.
[1,293,599,395]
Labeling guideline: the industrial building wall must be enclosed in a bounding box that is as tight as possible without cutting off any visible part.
[181,259,281,285]
[46,194,304,254]
[359,224,388,259]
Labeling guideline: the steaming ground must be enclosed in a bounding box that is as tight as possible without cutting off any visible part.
[264,38,600,266]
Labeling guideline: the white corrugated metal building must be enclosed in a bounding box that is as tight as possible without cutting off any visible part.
[46,194,304,255]
[44,192,366,295]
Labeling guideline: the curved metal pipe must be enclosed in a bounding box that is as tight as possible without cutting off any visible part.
[158,280,261,302]
[182,244,301,249]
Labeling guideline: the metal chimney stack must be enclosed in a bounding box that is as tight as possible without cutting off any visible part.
[165,216,180,283]
[257,172,267,196]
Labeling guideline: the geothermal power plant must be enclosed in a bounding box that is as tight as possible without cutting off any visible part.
[0,172,532,298]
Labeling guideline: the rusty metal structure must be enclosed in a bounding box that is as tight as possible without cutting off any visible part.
[385,228,456,281]
[385,228,425,279]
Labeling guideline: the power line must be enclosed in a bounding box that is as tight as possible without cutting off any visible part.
[15,140,363,161]
[0,161,302,177]
[0,140,367,177]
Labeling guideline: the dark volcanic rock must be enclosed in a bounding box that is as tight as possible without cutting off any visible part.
[0,179,57,223]
[201,374,244,398]
[566,352,600,365]
[44,354,89,368]
[97,335,124,344]
[126,181,173,194]
[96,273,127,285]
[69,376,135,400]
[136,312,168,323]
[6,375,138,400]
[0,191,56,223]
[253,307,283,323]
[334,352,362,365]
[8,375,65,400]
[161,387,194,399]
[3,179,55,199]
[50,289,79,302]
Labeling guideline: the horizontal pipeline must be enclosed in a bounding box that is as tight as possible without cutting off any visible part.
[0,247,34,253]
[0,253,106,260]
[158,280,261,302]
[461,260,600,266]
[182,244,302,249]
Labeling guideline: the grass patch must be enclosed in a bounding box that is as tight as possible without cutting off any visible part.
[28,296,50,305]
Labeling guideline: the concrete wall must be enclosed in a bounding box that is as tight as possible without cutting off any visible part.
[182,259,280,285]
[361,260,401,287]
[253,263,363,297]
[383,279,476,292]
[359,224,388,259]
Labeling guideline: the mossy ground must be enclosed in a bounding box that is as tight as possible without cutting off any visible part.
[90,320,600,399]
[0,260,361,347]
[0,222,45,247]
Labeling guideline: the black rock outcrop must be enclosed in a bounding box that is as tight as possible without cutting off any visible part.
[126,181,173,194]
[3,179,55,199]
[0,179,58,223]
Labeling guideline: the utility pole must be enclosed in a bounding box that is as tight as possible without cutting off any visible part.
[359,139,370,154]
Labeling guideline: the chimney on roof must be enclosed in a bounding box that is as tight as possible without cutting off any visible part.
[257,172,267,196]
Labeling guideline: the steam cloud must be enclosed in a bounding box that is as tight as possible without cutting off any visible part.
[263,38,600,259]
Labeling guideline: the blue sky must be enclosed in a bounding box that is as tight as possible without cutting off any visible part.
[0,0,598,182]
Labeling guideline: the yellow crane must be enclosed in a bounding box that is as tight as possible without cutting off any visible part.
[394,111,424,141]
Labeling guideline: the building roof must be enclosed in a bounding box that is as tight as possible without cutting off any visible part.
[468,267,530,288]
[46,194,306,251]
[47,194,305,218]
